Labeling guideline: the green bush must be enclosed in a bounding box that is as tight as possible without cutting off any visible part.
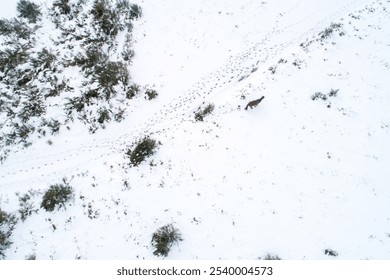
[41,179,74,212]
[17,0,42,23]
[151,224,183,257]
[0,208,17,259]
[127,137,157,166]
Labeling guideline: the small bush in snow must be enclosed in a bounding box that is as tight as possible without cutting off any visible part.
[145,89,158,100]
[319,22,343,40]
[0,18,32,40]
[151,224,183,257]
[52,0,71,15]
[126,84,141,99]
[324,249,338,257]
[328,88,339,97]
[129,4,143,20]
[25,254,36,260]
[195,103,215,121]
[127,137,157,166]
[311,92,328,101]
[97,107,111,124]
[262,254,282,260]
[0,208,17,259]
[312,89,339,101]
[18,190,38,221]
[41,179,74,212]
[94,61,129,99]
[91,0,121,37]
[17,0,42,23]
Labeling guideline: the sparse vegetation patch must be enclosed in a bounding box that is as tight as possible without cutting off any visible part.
[195,103,215,121]
[151,224,183,257]
[0,208,17,259]
[127,137,158,167]
[0,0,144,161]
[41,179,74,212]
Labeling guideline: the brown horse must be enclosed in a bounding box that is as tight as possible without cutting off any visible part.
[245,96,264,110]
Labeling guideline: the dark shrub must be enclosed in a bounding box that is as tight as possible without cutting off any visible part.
[129,4,143,20]
[0,208,17,259]
[94,61,129,99]
[0,18,32,39]
[91,0,120,37]
[126,84,140,99]
[17,0,42,23]
[328,88,339,97]
[53,0,71,15]
[145,89,158,100]
[324,249,338,257]
[151,224,183,257]
[311,92,327,101]
[41,179,74,212]
[127,137,157,166]
[65,97,85,115]
[194,103,214,121]
[97,107,111,124]
[319,22,343,40]
[263,254,282,260]
[30,48,56,70]
[25,254,36,260]
[18,191,38,221]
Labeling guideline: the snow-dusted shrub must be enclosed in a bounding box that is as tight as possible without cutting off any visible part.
[328,88,339,97]
[324,249,338,257]
[0,208,17,259]
[129,4,143,20]
[127,137,158,166]
[17,190,38,221]
[151,224,183,257]
[194,103,215,121]
[30,48,56,70]
[0,18,33,40]
[93,61,129,99]
[312,89,339,101]
[0,0,143,161]
[126,83,141,99]
[41,179,74,212]
[52,0,71,15]
[311,92,327,101]
[17,0,42,24]
[91,0,122,37]
[262,254,282,260]
[17,92,46,122]
[145,89,158,100]
[25,254,36,260]
[319,22,343,40]
[97,107,111,124]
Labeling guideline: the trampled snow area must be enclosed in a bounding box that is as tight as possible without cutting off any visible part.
[1,0,390,259]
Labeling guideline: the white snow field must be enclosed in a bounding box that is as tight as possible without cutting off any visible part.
[1,0,390,259]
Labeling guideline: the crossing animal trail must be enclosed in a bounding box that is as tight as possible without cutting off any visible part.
[245,96,265,110]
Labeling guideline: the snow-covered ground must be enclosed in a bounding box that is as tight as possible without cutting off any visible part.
[1,0,390,259]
